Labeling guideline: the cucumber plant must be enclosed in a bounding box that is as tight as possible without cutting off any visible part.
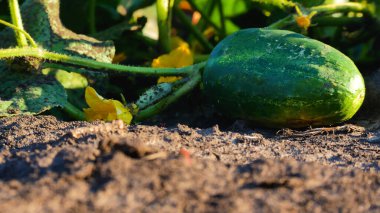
[0,0,377,128]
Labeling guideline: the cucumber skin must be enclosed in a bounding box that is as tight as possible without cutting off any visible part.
[203,28,365,128]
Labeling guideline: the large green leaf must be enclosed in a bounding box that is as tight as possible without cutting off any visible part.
[193,0,249,34]
[0,0,117,117]
[42,68,89,109]
[0,0,115,63]
[42,69,88,90]
[0,67,67,116]
[193,0,248,17]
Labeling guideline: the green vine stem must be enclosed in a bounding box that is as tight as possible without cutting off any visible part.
[134,70,202,121]
[157,0,175,53]
[312,16,364,27]
[186,0,222,34]
[194,54,209,63]
[174,6,213,52]
[311,2,370,14]
[8,0,28,47]
[41,62,88,75]
[196,0,217,32]
[216,0,226,38]
[0,19,37,47]
[88,0,97,34]
[266,14,294,30]
[0,47,207,76]
[63,102,86,120]
[267,2,372,30]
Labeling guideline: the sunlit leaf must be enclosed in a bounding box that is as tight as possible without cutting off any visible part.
[193,0,248,34]
[43,69,88,90]
[0,67,67,116]
[0,0,115,63]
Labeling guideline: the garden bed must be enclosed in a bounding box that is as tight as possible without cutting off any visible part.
[0,115,379,212]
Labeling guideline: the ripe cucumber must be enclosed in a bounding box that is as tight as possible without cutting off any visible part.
[203,28,365,128]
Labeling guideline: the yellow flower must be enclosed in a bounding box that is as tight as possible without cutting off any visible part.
[152,37,194,83]
[152,45,193,68]
[295,6,317,30]
[83,86,133,124]
[296,15,311,29]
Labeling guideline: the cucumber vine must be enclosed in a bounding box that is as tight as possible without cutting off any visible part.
[0,0,377,123]
[0,0,206,121]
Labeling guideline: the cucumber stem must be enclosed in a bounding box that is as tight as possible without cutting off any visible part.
[0,19,37,47]
[0,47,207,76]
[267,2,372,30]
[88,0,97,34]
[157,0,175,53]
[198,0,217,31]
[8,0,28,47]
[186,0,222,34]
[266,15,294,30]
[216,0,226,38]
[174,6,213,52]
[311,2,369,14]
[63,102,86,121]
[313,16,364,27]
[134,70,202,121]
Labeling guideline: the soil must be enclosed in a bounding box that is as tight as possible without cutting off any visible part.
[0,114,379,213]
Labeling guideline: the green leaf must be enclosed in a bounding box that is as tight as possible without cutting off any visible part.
[0,0,117,117]
[0,67,67,116]
[193,0,249,34]
[42,69,88,89]
[222,0,250,17]
[367,0,380,17]
[193,0,249,17]
[0,0,115,63]
[42,68,89,109]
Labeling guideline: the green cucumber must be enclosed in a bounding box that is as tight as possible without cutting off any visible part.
[203,28,365,128]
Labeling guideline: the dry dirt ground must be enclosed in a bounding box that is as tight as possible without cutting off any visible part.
[0,115,379,212]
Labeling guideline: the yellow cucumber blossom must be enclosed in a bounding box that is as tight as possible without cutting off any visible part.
[152,36,194,83]
[295,6,317,30]
[83,86,133,124]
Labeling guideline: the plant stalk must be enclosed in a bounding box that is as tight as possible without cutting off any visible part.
[174,6,213,52]
[63,102,86,121]
[8,0,28,47]
[313,16,364,27]
[216,0,226,37]
[267,2,372,30]
[266,15,294,30]
[134,71,202,121]
[0,47,207,76]
[186,0,222,34]
[88,0,97,34]
[311,2,369,14]
[0,19,37,47]
[157,0,175,53]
